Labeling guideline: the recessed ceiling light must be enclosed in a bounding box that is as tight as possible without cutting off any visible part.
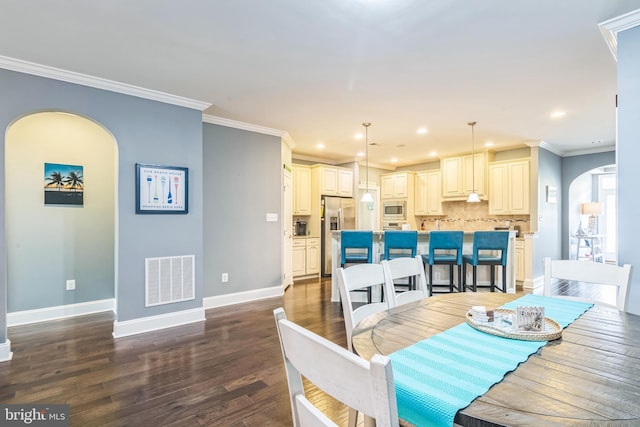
[316,143,325,149]
[357,151,365,157]
[417,128,428,135]
[484,141,494,147]
[429,151,437,157]
[390,158,398,163]
[355,132,363,139]
[550,111,566,119]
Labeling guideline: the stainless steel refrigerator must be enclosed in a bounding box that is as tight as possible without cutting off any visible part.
[321,196,356,276]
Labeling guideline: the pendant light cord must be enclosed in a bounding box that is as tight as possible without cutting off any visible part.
[363,122,371,195]
[469,121,477,192]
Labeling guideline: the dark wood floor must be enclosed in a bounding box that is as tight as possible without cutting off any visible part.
[0,278,349,426]
[0,276,615,426]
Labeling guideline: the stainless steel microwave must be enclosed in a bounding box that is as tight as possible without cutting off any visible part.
[382,200,407,221]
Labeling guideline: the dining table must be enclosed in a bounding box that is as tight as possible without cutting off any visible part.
[351,292,640,426]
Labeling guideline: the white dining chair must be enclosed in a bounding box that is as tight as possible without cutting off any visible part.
[274,307,399,427]
[543,257,632,311]
[337,263,391,427]
[337,263,390,352]
[381,255,429,307]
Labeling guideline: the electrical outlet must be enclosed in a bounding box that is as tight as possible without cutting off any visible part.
[66,279,76,290]
[221,273,229,283]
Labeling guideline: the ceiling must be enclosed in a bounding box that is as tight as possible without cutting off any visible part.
[1,0,639,169]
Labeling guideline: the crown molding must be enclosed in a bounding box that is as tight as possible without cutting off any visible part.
[599,9,640,60]
[0,55,211,111]
[561,145,615,157]
[538,140,615,157]
[281,132,296,150]
[202,114,286,137]
[523,140,542,148]
[291,153,397,170]
[536,140,563,156]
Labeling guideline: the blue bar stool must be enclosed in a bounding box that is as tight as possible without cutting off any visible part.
[421,231,464,295]
[383,230,418,260]
[462,231,510,292]
[341,230,374,302]
[383,230,418,293]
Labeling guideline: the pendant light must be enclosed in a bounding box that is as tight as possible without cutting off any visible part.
[361,122,374,203]
[467,121,481,203]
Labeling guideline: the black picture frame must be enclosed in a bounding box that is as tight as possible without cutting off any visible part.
[135,163,189,214]
[44,162,84,206]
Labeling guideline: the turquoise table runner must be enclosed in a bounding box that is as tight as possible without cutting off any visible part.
[389,294,593,427]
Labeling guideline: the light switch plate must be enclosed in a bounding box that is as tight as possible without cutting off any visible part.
[266,213,278,222]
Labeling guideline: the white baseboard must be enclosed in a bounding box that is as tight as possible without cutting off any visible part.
[203,285,284,309]
[0,339,12,362]
[7,299,115,327]
[8,285,286,338]
[524,275,545,290]
[113,307,205,338]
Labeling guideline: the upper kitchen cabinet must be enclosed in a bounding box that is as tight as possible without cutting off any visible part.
[381,171,415,199]
[292,165,311,215]
[489,159,530,215]
[311,165,353,197]
[415,170,443,215]
[441,151,494,200]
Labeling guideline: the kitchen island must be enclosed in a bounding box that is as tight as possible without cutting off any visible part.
[330,230,517,302]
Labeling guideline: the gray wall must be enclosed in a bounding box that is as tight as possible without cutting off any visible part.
[534,148,563,278]
[0,68,205,343]
[617,25,640,315]
[203,124,282,295]
[494,147,531,162]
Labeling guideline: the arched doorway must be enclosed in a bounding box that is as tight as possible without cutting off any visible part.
[5,112,117,321]
[567,164,616,264]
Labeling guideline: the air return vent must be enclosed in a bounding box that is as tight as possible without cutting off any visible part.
[145,255,195,307]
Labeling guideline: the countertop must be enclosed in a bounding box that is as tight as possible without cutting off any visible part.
[331,230,519,236]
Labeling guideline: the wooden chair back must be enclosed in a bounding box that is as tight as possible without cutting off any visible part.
[381,255,429,307]
[337,263,389,351]
[543,257,632,311]
[274,308,399,427]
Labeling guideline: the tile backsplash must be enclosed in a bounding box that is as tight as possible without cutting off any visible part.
[417,201,530,233]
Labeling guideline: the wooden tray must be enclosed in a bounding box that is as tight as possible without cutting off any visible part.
[466,308,562,341]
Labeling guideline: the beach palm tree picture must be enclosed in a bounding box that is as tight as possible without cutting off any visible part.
[44,163,84,205]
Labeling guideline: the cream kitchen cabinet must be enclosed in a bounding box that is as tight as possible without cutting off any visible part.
[292,165,311,215]
[293,237,320,278]
[488,159,530,215]
[312,165,353,197]
[292,239,307,277]
[381,171,415,199]
[415,170,443,215]
[442,152,493,200]
[305,238,320,275]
